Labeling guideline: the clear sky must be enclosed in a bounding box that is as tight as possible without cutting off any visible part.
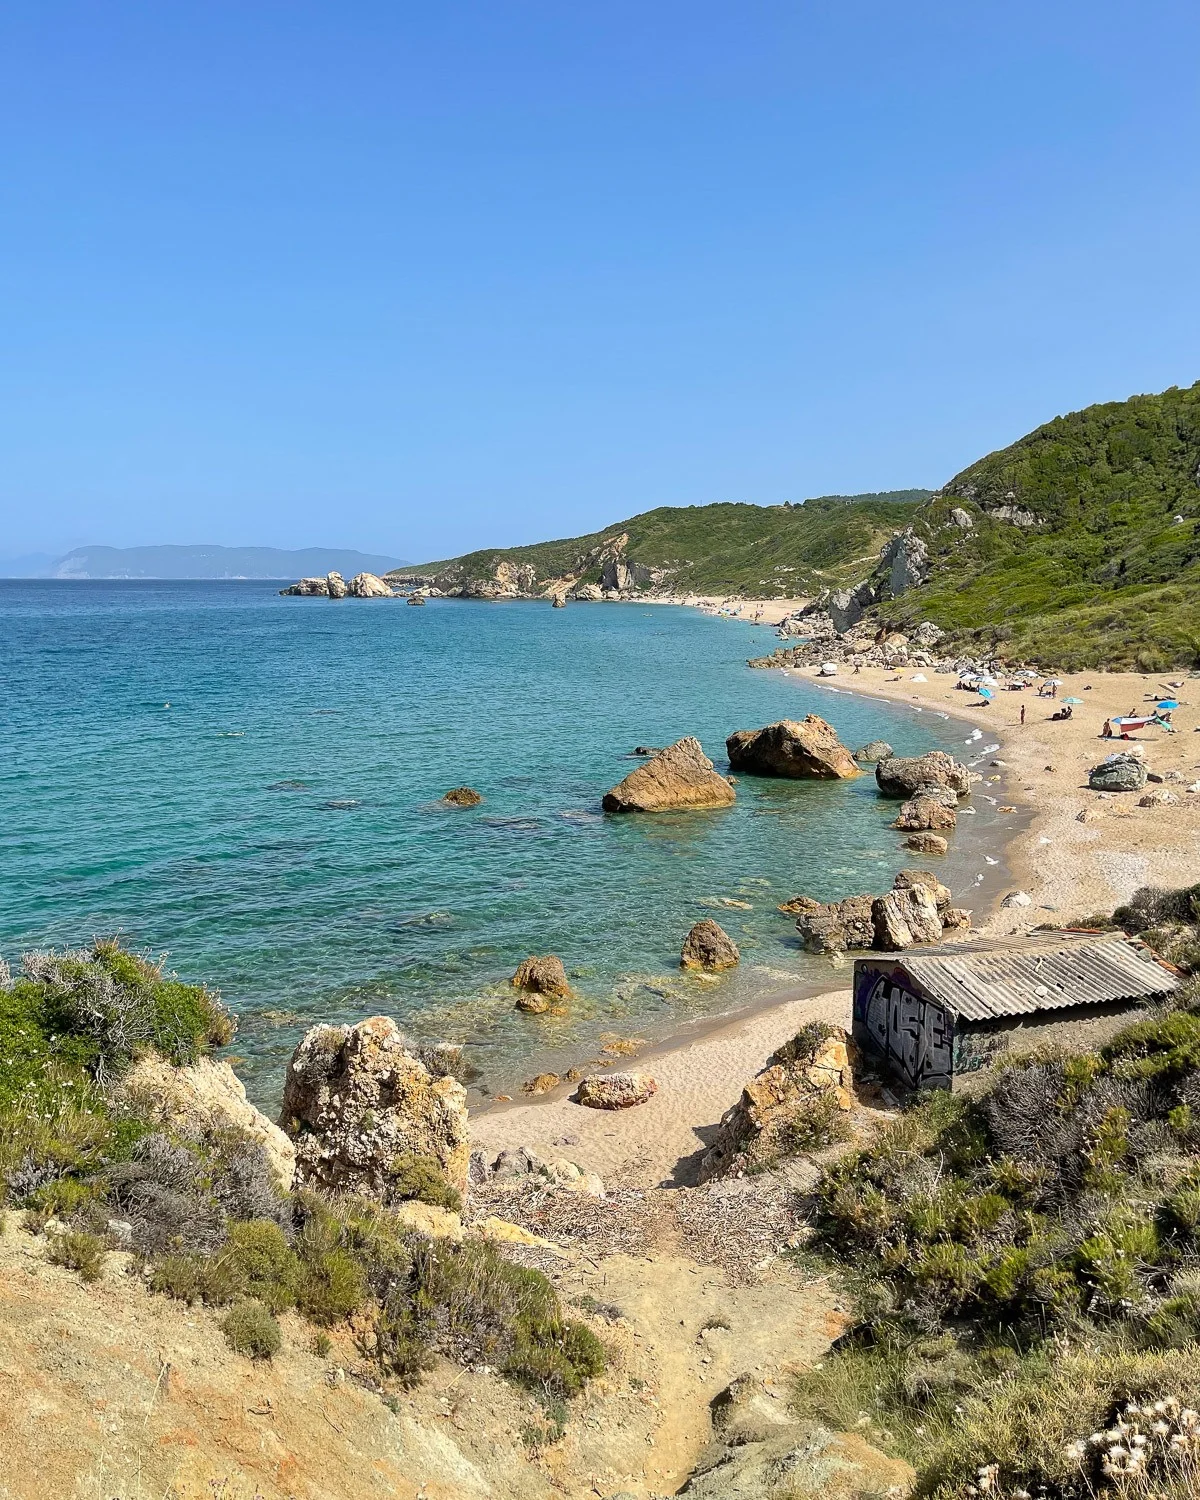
[2,2,1198,563]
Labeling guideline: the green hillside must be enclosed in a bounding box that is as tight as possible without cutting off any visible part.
[403,491,930,597]
[877,381,1200,669]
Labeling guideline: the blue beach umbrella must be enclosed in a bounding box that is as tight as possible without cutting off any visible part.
[1062,696,1083,705]
[1157,700,1179,710]
[978,687,994,699]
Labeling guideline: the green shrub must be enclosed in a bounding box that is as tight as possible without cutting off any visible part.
[298,1247,367,1325]
[221,1299,281,1360]
[48,1229,106,1282]
[219,1219,301,1313]
[771,1092,853,1156]
[389,1152,462,1212]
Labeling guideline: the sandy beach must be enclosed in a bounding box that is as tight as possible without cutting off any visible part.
[472,646,1200,1190]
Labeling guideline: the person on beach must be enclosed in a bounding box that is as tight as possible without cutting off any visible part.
[1020,704,1025,726]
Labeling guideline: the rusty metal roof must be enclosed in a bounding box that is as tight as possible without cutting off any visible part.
[867,932,1179,1022]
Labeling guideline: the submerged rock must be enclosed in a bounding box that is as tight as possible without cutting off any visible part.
[573,1072,658,1110]
[725,716,860,780]
[903,831,949,855]
[602,736,736,814]
[281,1016,470,1196]
[875,750,971,799]
[681,918,740,971]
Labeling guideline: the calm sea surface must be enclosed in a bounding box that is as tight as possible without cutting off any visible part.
[0,581,1005,1104]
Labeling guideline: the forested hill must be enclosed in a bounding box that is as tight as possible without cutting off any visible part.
[399,491,931,598]
[875,380,1200,669]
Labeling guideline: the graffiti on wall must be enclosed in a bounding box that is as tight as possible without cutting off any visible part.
[855,970,954,1089]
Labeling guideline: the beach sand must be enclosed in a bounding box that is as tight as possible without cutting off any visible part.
[471,652,1199,1189]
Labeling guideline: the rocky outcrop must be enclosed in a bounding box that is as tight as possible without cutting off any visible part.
[570,582,604,601]
[875,751,971,799]
[853,739,893,763]
[442,786,483,806]
[725,717,860,780]
[121,1054,296,1191]
[573,1072,658,1109]
[346,571,394,598]
[872,883,943,950]
[279,576,330,596]
[680,919,740,971]
[788,872,960,955]
[683,1417,914,1499]
[602,737,736,813]
[326,570,348,598]
[281,1016,470,1196]
[879,529,929,596]
[511,954,571,997]
[699,1025,855,1178]
[1090,753,1149,792]
[789,894,877,955]
[599,554,652,593]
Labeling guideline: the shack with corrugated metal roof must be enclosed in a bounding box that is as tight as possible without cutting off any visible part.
[851,932,1179,1090]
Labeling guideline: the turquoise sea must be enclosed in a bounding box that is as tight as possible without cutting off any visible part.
[0,581,1005,1105]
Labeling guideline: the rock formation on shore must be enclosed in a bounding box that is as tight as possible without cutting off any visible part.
[281,1016,471,1196]
[725,716,860,780]
[573,1071,658,1109]
[279,570,395,598]
[680,919,740,971]
[700,1023,856,1178]
[787,870,969,954]
[602,736,736,813]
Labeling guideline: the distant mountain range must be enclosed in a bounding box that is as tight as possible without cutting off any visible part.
[0,544,407,580]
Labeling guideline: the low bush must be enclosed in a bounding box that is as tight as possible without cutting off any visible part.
[221,1299,282,1360]
[389,1152,462,1213]
[48,1229,106,1282]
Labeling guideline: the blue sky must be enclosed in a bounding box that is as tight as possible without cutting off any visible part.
[2,2,1198,562]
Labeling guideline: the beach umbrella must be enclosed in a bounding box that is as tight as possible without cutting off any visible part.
[1062,696,1083,705]
[1157,700,1179,710]
[1045,677,1064,686]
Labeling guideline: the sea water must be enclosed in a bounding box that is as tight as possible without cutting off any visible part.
[0,581,1002,1104]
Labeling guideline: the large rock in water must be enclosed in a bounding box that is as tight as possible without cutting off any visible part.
[892,794,958,832]
[854,740,894,763]
[725,717,860,780]
[788,894,876,955]
[699,1025,855,1178]
[511,954,570,996]
[681,919,740,971]
[875,750,971,799]
[122,1054,296,1192]
[602,736,736,813]
[347,571,394,598]
[325,570,348,598]
[872,883,943,950]
[1089,753,1148,792]
[281,1016,470,1197]
[280,576,330,596]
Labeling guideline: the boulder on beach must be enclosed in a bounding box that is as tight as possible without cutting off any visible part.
[892,794,958,831]
[854,740,894,763]
[602,736,736,813]
[725,716,860,780]
[573,1072,658,1110]
[680,918,740,971]
[904,831,949,855]
[875,750,971,799]
[1089,753,1149,793]
[281,1016,470,1197]
[442,786,483,806]
[699,1023,856,1178]
[511,954,571,997]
